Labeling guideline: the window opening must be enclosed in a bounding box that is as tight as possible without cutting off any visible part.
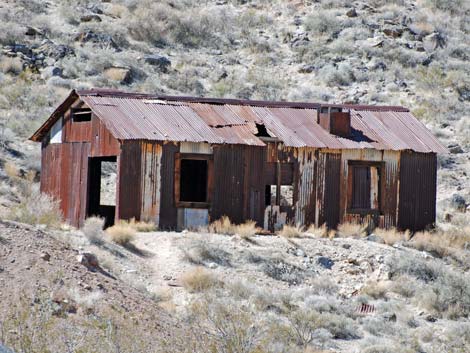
[72,108,92,122]
[180,159,208,202]
[100,161,117,206]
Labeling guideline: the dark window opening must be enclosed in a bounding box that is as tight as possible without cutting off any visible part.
[255,123,271,138]
[180,159,208,202]
[265,185,277,206]
[349,163,381,211]
[72,108,92,122]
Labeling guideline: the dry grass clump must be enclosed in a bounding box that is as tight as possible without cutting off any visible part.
[374,228,409,246]
[208,215,236,235]
[82,217,105,245]
[360,281,391,299]
[305,224,330,238]
[336,222,367,238]
[279,224,304,238]
[181,267,221,293]
[235,220,259,240]
[106,222,136,245]
[127,218,156,232]
[407,229,470,259]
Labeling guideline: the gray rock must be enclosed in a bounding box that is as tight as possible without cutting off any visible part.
[448,144,464,154]
[144,54,171,72]
[41,66,62,79]
[208,262,218,269]
[104,66,134,84]
[346,8,358,17]
[298,64,315,73]
[295,248,306,257]
[77,252,99,271]
[366,234,385,244]
[25,26,42,36]
[317,256,334,269]
[450,194,466,211]
[40,252,51,261]
[80,14,102,22]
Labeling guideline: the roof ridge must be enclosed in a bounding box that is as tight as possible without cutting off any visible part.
[76,88,409,112]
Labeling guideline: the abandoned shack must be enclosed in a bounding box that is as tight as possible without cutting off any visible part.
[30,89,447,231]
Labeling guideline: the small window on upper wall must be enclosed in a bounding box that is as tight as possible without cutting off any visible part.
[72,108,92,122]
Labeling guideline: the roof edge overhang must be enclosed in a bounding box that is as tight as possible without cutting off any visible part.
[29,89,80,142]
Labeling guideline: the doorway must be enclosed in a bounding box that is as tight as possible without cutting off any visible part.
[87,156,117,228]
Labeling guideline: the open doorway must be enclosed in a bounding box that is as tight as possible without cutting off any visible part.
[87,156,117,228]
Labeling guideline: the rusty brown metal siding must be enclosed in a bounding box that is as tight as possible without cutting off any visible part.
[117,141,142,221]
[398,152,437,231]
[323,153,342,228]
[90,115,120,156]
[159,142,179,229]
[242,145,266,226]
[211,145,246,224]
[140,142,163,224]
[40,142,89,227]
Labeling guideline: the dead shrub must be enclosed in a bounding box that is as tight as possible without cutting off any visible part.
[336,222,367,238]
[407,230,470,259]
[235,220,259,240]
[181,267,221,293]
[106,222,136,245]
[360,281,391,299]
[279,224,304,238]
[375,228,409,246]
[208,215,236,235]
[82,217,105,245]
[305,224,329,238]
[128,218,156,232]
[8,184,62,228]
[182,240,232,267]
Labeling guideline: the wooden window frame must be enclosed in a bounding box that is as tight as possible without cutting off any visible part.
[174,153,213,209]
[71,108,92,123]
[347,161,384,215]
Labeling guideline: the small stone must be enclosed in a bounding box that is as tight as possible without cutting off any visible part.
[425,314,437,323]
[346,8,358,17]
[40,252,51,261]
[77,252,99,270]
[296,248,306,257]
[208,262,218,269]
[450,194,466,212]
[317,256,334,269]
[144,54,171,72]
[342,244,351,249]
[25,26,42,36]
[298,64,315,73]
[80,14,102,22]
[383,27,403,38]
[163,275,172,281]
[448,144,464,154]
[366,234,385,244]
[383,312,397,322]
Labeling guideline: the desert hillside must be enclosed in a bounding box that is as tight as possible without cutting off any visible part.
[0,0,469,352]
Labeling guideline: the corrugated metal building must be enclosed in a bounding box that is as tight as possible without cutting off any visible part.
[30,89,447,231]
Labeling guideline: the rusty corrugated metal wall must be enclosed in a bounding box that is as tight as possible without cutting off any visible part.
[40,142,89,227]
[159,142,179,229]
[398,152,437,231]
[117,141,141,221]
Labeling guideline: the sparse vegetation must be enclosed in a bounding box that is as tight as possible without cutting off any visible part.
[181,267,221,293]
[279,224,304,238]
[106,221,136,245]
[82,216,105,245]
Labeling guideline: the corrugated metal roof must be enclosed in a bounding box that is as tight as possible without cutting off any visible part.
[30,89,447,153]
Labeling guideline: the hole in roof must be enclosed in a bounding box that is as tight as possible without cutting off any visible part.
[255,123,272,138]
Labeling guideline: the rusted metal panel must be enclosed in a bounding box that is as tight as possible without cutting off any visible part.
[33,89,446,154]
[159,142,179,229]
[40,142,90,227]
[323,153,342,228]
[242,145,266,226]
[140,142,163,225]
[90,114,120,157]
[340,150,400,229]
[294,148,317,226]
[398,152,437,231]
[211,145,246,224]
[117,141,142,221]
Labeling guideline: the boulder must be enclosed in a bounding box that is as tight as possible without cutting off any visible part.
[41,66,62,80]
[450,194,466,212]
[77,252,100,271]
[448,143,464,154]
[104,66,133,84]
[144,54,171,72]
